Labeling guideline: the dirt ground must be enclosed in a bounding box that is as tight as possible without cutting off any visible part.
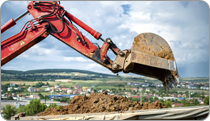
[36,92,167,116]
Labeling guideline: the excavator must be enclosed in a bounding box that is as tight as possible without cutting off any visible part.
[1,1,179,90]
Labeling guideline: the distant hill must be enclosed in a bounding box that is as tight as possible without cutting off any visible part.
[1,69,116,81]
[1,69,114,76]
[1,69,209,83]
[180,77,209,83]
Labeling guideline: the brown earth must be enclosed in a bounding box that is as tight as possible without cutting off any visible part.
[133,33,175,61]
[36,92,167,116]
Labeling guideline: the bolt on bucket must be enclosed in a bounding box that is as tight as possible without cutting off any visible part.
[123,33,179,90]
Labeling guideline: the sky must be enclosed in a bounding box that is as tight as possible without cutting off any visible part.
[1,1,209,78]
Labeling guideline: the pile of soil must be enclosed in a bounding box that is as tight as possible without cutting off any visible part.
[36,92,167,116]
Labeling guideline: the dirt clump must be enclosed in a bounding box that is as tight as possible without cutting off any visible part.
[132,33,175,61]
[36,92,167,116]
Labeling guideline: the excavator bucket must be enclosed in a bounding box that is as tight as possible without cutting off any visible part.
[123,33,179,90]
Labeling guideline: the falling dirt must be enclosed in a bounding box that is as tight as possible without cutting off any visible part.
[36,92,167,116]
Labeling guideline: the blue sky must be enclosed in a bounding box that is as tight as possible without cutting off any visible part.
[1,1,209,78]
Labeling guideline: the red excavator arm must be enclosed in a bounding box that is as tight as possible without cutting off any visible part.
[1,1,180,90]
[1,1,122,73]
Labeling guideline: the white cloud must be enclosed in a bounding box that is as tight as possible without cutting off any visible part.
[63,57,92,62]
[1,1,209,77]
[86,63,103,69]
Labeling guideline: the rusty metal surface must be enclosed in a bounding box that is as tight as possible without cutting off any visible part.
[123,33,179,90]
[124,51,176,71]
[113,50,130,71]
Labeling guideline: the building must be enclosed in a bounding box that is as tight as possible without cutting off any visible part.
[8,87,20,91]
[125,92,131,96]
[28,87,36,92]
[7,87,12,91]
[156,84,163,87]
[153,89,159,92]
[74,86,79,89]
[62,87,67,92]
[178,97,186,101]
[187,86,196,89]
[87,88,92,92]
[98,89,103,93]
[80,91,86,95]
[73,90,78,94]
[45,87,50,92]
[153,93,159,97]
[36,88,41,92]
[14,87,20,90]
[200,87,209,90]
[142,83,149,87]
[50,89,54,93]
[130,96,141,98]
[30,95,40,99]
[145,88,150,92]
[50,87,55,90]
[12,93,17,96]
[48,95,77,99]
[82,87,88,91]
[158,97,177,101]
[139,88,143,91]
[10,83,16,87]
[67,90,72,94]
[78,89,82,93]
[199,100,204,105]
[54,85,59,88]
[56,87,62,91]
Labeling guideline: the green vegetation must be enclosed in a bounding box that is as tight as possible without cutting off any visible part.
[204,96,209,105]
[7,96,14,100]
[57,105,63,110]
[2,105,16,120]
[180,99,200,107]
[16,99,47,116]
[1,69,115,81]
[164,101,172,108]
[1,83,10,91]
[54,97,71,103]
[3,99,48,119]
[47,103,57,109]
[35,81,46,87]
[180,77,209,83]
[38,93,51,100]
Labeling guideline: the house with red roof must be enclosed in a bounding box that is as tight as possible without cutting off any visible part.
[172,103,184,107]
[62,87,67,92]
[78,89,82,93]
[74,86,79,89]
[73,90,78,94]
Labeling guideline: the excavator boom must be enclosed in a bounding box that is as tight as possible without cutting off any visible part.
[1,1,179,90]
